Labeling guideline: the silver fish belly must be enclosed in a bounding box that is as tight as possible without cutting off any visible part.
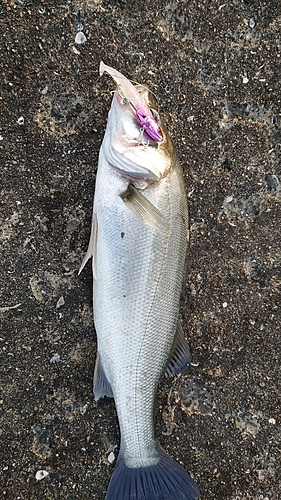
[80,62,200,500]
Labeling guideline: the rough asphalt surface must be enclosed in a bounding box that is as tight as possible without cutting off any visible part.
[1,0,280,499]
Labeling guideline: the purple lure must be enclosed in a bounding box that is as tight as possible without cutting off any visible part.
[135,109,163,142]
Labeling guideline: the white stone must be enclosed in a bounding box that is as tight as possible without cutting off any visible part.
[50,353,60,363]
[75,32,87,44]
[108,451,115,463]
[225,195,233,203]
[56,296,65,308]
[35,470,49,481]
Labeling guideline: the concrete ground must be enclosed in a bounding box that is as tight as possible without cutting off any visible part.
[1,0,280,498]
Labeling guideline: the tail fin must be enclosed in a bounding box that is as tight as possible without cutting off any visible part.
[105,445,200,500]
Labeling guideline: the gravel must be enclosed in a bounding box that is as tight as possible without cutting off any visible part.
[1,0,280,498]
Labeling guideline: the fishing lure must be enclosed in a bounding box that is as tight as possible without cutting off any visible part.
[132,103,163,143]
[100,61,163,143]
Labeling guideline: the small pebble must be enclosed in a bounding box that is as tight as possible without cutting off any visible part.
[50,353,61,363]
[75,32,87,44]
[66,219,79,233]
[35,470,49,481]
[56,296,65,308]
[108,451,115,464]
[249,18,255,28]
[264,173,279,192]
[17,116,25,125]
[243,76,249,84]
[225,195,233,203]
[222,302,228,308]
[268,418,276,425]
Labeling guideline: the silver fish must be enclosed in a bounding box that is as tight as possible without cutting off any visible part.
[80,61,200,500]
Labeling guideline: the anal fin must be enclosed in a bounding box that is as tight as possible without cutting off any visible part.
[93,352,114,401]
[164,320,190,378]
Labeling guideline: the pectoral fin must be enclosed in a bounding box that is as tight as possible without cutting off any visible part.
[164,320,190,377]
[78,212,98,279]
[122,185,166,228]
[93,352,114,401]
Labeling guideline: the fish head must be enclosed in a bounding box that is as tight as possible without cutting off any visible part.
[100,62,173,180]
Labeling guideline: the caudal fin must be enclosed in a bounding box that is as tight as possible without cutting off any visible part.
[105,445,200,500]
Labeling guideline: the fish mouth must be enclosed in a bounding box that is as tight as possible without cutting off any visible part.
[127,85,163,143]
[110,92,159,147]
[114,86,163,147]
[100,61,163,143]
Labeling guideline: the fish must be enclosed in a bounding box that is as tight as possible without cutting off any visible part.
[79,61,200,500]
